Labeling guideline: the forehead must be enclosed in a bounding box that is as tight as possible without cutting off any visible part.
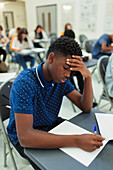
[55,54,71,65]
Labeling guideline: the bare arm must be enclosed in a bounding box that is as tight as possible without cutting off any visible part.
[102,42,113,51]
[15,113,105,151]
[0,36,9,44]
[66,55,93,112]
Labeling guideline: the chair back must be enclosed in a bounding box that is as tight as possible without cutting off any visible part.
[6,41,12,55]
[79,34,88,49]
[0,79,13,121]
[97,56,109,84]
[79,34,87,43]
[85,39,97,53]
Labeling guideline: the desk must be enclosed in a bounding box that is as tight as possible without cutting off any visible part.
[24,108,113,170]
[0,43,7,48]
[14,48,47,62]
[33,39,50,43]
[84,58,98,68]
[33,39,50,49]
[14,48,46,56]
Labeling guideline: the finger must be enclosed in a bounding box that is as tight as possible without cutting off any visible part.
[94,135,105,141]
[95,141,103,147]
[72,55,82,61]
[66,59,82,64]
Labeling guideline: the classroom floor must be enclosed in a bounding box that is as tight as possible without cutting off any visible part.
[0,59,113,170]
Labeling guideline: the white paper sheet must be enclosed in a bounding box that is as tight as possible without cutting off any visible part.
[95,113,113,140]
[32,48,46,53]
[0,72,16,82]
[49,121,107,167]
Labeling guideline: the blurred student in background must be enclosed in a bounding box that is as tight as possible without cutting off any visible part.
[10,28,36,70]
[92,34,113,59]
[8,27,21,39]
[30,25,48,48]
[61,23,72,36]
[0,25,9,62]
[105,53,113,98]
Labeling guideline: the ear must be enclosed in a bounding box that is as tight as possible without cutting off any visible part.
[48,52,56,64]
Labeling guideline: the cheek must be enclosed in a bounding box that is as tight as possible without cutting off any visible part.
[52,67,62,79]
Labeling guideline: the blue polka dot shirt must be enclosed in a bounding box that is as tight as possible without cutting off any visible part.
[7,63,75,145]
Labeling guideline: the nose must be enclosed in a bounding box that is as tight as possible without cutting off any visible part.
[65,69,71,78]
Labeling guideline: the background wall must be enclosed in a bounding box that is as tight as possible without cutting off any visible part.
[25,0,113,41]
[0,1,26,34]
[0,0,113,41]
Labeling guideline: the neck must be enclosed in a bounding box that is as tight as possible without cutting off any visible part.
[42,62,53,82]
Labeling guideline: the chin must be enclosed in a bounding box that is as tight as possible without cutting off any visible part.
[54,79,61,83]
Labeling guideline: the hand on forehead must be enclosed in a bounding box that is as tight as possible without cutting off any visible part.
[66,55,83,70]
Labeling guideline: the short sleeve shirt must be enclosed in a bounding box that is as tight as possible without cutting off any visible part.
[7,63,75,144]
[92,34,112,58]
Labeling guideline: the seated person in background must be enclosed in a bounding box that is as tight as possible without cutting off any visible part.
[7,36,105,169]
[29,25,48,48]
[64,29,75,39]
[41,26,48,39]
[105,53,113,98]
[92,34,113,59]
[0,25,9,62]
[61,23,72,36]
[10,28,36,70]
[8,27,21,39]
[64,29,84,94]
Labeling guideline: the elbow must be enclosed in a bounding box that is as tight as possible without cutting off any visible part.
[82,108,92,113]
[102,47,106,52]
[82,104,92,113]
[18,135,27,147]
[18,133,30,148]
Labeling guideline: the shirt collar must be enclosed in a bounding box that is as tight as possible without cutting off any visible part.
[36,62,55,88]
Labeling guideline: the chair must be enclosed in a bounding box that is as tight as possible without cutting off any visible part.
[48,32,57,44]
[0,78,29,169]
[6,42,22,74]
[84,39,97,53]
[97,56,113,110]
[79,34,88,49]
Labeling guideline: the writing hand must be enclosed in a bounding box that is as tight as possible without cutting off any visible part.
[76,134,105,152]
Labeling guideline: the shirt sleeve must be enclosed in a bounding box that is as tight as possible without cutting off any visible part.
[63,79,75,96]
[99,35,109,45]
[10,76,36,114]
[29,31,35,40]
[10,35,20,51]
[27,37,34,48]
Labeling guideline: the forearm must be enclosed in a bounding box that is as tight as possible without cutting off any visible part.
[102,45,113,51]
[18,129,105,152]
[18,128,77,148]
[80,73,93,112]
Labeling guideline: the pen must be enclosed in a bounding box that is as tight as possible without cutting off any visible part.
[93,125,97,134]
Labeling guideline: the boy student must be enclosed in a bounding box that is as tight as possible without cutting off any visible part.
[7,36,105,169]
[92,34,113,59]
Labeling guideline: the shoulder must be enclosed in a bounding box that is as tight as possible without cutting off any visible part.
[101,34,109,39]
[12,35,17,40]
[13,69,37,90]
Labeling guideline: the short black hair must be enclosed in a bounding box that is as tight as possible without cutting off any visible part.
[0,25,3,31]
[64,29,75,39]
[47,36,82,58]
